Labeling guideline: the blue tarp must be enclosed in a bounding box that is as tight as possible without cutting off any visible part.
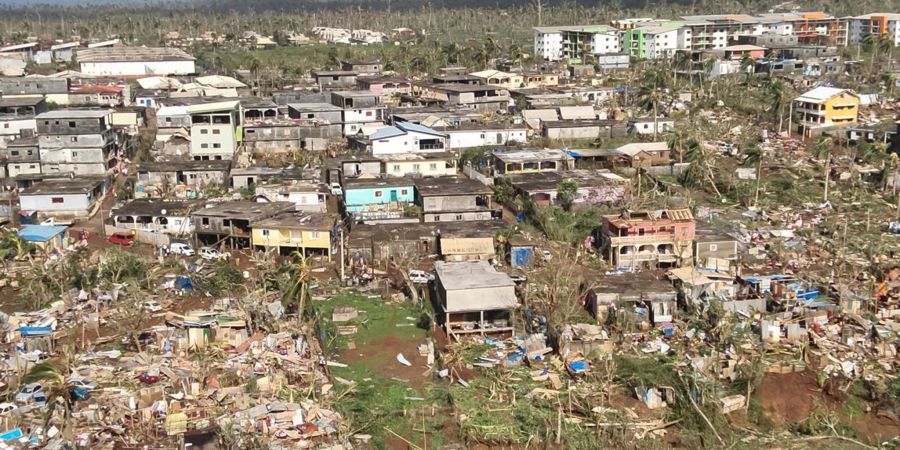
[568,360,588,372]
[19,326,53,336]
[17,225,67,242]
[0,428,23,441]
[175,276,193,290]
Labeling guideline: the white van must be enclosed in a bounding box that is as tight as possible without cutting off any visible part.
[169,242,195,256]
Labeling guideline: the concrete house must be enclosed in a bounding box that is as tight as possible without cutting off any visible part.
[76,47,196,76]
[434,260,518,340]
[356,77,412,98]
[330,91,385,136]
[414,177,496,222]
[251,211,336,257]
[111,199,199,236]
[255,180,329,213]
[36,109,117,176]
[19,177,107,219]
[0,77,70,106]
[135,160,230,198]
[0,96,46,147]
[419,84,511,113]
[68,85,124,107]
[192,200,294,248]
[3,137,41,177]
[584,272,677,325]
[188,101,240,161]
[341,59,382,76]
[508,170,629,207]
[353,121,448,156]
[628,117,675,135]
[381,152,458,178]
[613,142,672,168]
[597,209,696,269]
[493,148,574,175]
[343,178,416,222]
[312,70,358,90]
[435,122,528,149]
[794,87,859,137]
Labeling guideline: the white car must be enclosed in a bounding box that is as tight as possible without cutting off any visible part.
[408,270,434,284]
[169,242,195,256]
[15,384,43,403]
[142,301,162,312]
[0,403,17,416]
[329,182,342,195]
[199,247,228,261]
[67,379,98,391]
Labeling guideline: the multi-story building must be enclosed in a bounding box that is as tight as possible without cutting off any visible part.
[622,21,684,59]
[0,96,46,148]
[35,109,117,176]
[533,25,622,62]
[850,13,900,46]
[0,77,70,106]
[188,100,241,161]
[793,87,860,137]
[597,209,696,268]
[329,91,385,136]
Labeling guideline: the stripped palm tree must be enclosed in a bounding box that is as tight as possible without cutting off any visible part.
[283,251,311,321]
[22,362,74,440]
[683,139,722,199]
[741,144,765,207]
[813,136,834,202]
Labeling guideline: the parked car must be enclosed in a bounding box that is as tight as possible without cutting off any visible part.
[15,384,43,403]
[142,301,162,312]
[31,393,48,408]
[329,182,342,195]
[199,247,228,261]
[169,242,195,256]
[408,270,434,284]
[0,402,17,416]
[107,232,135,246]
[67,379,97,391]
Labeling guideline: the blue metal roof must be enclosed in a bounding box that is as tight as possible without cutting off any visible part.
[17,225,67,242]
[369,126,405,140]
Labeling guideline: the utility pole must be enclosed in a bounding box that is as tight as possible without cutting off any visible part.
[340,226,345,282]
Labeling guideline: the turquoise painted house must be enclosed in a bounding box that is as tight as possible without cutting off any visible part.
[343,177,416,221]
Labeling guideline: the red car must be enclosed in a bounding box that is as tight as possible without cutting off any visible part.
[107,232,135,246]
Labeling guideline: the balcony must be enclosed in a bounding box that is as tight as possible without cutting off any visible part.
[609,234,675,246]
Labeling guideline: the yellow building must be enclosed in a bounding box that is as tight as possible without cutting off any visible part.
[251,212,336,258]
[521,72,559,88]
[794,87,860,137]
[469,70,523,89]
[381,152,457,177]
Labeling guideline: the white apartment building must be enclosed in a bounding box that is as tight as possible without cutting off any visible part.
[187,101,240,161]
[533,25,622,62]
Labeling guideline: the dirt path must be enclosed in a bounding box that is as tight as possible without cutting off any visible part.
[341,334,430,391]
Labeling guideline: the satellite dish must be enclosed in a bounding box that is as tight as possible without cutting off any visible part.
[160,209,167,215]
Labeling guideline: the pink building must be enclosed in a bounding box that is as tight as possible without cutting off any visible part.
[722,44,767,61]
[598,209,696,268]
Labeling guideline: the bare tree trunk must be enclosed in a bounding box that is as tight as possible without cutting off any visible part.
[824,156,831,202]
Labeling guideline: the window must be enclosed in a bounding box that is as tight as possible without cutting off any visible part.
[51,197,64,203]
[71,137,78,142]
[429,163,437,170]
[401,189,408,195]
[26,150,32,156]
[375,190,382,198]
[456,215,463,220]
[2,124,7,129]
[708,244,718,251]
[68,121,76,128]
[365,111,373,117]
[72,151,78,157]
[212,143,221,149]
[434,216,440,222]
[309,231,320,239]
[393,164,401,172]
[412,164,420,171]
[201,129,208,134]
[28,164,35,169]
[10,151,18,156]
[212,129,220,134]
[201,143,209,148]
[261,229,270,236]
[165,117,172,123]
[201,218,210,225]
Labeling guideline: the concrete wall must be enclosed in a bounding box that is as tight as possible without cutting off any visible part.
[7,162,41,177]
[424,210,493,222]
[37,117,107,135]
[447,129,526,149]
[421,195,478,212]
[20,192,95,215]
[384,160,455,178]
[545,125,600,140]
